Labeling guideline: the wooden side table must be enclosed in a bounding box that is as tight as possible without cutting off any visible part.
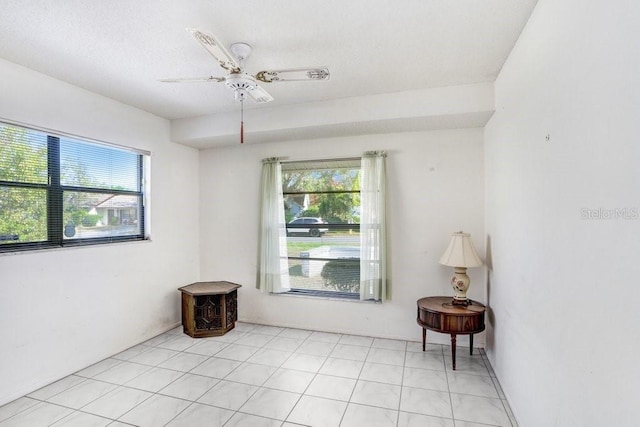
[178,281,241,338]
[416,296,486,370]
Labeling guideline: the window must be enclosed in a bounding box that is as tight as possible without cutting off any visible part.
[281,158,362,298]
[257,153,387,301]
[0,121,147,252]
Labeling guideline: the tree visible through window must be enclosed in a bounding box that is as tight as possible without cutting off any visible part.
[281,159,361,297]
[0,121,147,251]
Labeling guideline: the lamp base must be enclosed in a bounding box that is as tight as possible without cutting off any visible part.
[451,298,471,306]
[450,267,471,304]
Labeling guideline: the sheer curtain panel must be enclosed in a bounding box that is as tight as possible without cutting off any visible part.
[257,158,290,293]
[360,151,388,301]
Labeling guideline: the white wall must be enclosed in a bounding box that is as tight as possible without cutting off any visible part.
[484,1,640,425]
[199,129,485,342]
[0,59,200,405]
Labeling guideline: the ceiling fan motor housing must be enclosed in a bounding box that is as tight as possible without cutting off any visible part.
[226,73,257,101]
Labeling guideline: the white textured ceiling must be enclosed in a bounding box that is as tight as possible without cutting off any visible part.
[0,0,537,124]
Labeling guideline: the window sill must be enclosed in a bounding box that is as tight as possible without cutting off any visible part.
[0,237,151,257]
[272,289,380,303]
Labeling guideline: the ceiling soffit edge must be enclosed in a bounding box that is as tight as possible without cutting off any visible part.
[171,82,495,146]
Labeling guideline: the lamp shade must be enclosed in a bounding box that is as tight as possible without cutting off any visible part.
[439,231,482,268]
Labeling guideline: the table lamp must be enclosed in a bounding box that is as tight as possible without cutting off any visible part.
[439,231,483,306]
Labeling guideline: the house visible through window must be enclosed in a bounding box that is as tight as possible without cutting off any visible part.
[0,121,148,252]
[281,158,361,298]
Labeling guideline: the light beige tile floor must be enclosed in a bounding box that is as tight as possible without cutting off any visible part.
[0,323,518,426]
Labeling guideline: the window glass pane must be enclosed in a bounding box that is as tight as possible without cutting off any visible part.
[283,168,360,223]
[284,192,360,226]
[286,232,361,293]
[282,167,360,194]
[0,186,47,244]
[0,124,48,184]
[282,161,361,296]
[60,138,140,191]
[63,191,141,239]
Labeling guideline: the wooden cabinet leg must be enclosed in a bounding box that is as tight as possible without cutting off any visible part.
[451,334,457,370]
[422,328,426,351]
[470,334,474,355]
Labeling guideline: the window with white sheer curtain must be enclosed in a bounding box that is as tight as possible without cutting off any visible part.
[257,152,388,301]
[257,157,291,294]
[359,151,388,300]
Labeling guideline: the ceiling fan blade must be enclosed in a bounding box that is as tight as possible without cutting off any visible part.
[247,85,274,103]
[186,28,241,73]
[160,76,226,83]
[255,67,330,83]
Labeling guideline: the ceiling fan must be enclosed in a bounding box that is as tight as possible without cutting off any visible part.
[161,28,331,143]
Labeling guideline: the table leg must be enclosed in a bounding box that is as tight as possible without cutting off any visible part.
[451,334,457,370]
[422,328,426,351]
[470,334,474,355]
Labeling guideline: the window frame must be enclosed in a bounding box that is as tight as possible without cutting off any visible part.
[0,120,148,253]
[281,158,362,299]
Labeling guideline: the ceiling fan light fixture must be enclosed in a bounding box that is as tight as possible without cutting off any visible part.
[234,89,248,102]
[229,42,252,61]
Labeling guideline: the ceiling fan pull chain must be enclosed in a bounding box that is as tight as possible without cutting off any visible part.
[240,99,244,144]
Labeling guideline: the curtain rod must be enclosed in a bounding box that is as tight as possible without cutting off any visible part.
[280,156,361,164]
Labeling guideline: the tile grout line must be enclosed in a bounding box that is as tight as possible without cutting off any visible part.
[253,326,304,425]
[395,340,408,427]
[84,329,236,425]
[132,347,228,427]
[209,330,265,426]
[226,326,315,425]
[341,336,374,425]
[440,342,458,425]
